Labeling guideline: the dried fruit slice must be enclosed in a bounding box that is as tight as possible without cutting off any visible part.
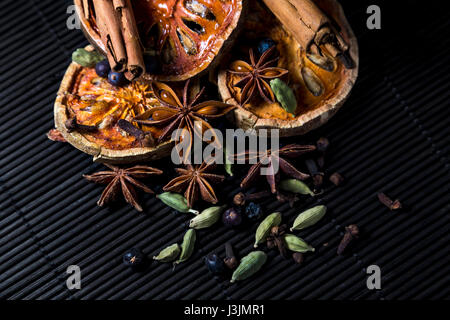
[218,0,359,137]
[75,0,244,81]
[54,46,173,164]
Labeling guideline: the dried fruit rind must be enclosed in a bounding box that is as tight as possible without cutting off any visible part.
[75,0,244,81]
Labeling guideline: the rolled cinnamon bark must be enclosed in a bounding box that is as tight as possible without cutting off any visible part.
[113,0,145,80]
[262,0,352,67]
[95,0,127,72]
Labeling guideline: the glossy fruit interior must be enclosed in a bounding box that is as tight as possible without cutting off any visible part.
[67,67,163,150]
[226,0,344,120]
[86,0,241,79]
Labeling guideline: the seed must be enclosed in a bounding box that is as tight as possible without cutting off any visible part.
[301,67,324,96]
[231,251,267,283]
[337,224,359,255]
[290,205,327,231]
[177,28,198,55]
[279,179,314,196]
[306,53,335,72]
[185,0,216,20]
[153,243,181,262]
[189,206,225,229]
[330,172,345,186]
[292,252,304,265]
[157,192,199,214]
[377,192,402,210]
[174,229,196,265]
[284,234,315,253]
[270,79,297,114]
[254,212,282,248]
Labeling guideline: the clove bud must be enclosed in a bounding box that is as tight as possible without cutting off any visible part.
[224,242,238,270]
[329,172,345,186]
[377,192,402,210]
[233,191,271,207]
[292,252,304,265]
[337,224,359,255]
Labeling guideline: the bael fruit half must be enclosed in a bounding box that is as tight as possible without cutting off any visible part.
[54,46,173,164]
[74,0,244,81]
[218,0,359,137]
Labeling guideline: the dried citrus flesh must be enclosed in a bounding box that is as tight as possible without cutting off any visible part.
[226,0,343,120]
[85,0,242,80]
[67,67,163,150]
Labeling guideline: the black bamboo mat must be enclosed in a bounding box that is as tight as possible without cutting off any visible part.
[0,0,448,300]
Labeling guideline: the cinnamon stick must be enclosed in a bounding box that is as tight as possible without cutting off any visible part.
[262,0,352,66]
[95,0,127,72]
[113,0,145,80]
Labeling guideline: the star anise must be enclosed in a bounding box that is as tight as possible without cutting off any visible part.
[83,164,163,212]
[267,224,289,258]
[228,46,288,105]
[133,80,235,156]
[235,144,316,193]
[163,160,225,208]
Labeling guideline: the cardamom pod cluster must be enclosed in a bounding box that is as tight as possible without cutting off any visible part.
[283,234,315,253]
[157,192,199,214]
[72,48,104,68]
[153,243,181,262]
[279,179,314,196]
[254,212,282,248]
[174,229,196,265]
[231,251,267,283]
[189,206,226,229]
[290,205,327,231]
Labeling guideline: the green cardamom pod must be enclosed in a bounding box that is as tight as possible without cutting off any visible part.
[153,243,180,262]
[279,179,314,196]
[72,48,104,68]
[290,205,327,231]
[270,79,297,115]
[231,251,267,283]
[224,147,233,176]
[284,234,315,252]
[174,229,196,265]
[157,192,199,214]
[254,212,282,248]
[189,205,226,229]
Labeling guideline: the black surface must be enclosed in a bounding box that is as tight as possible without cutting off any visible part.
[0,0,448,300]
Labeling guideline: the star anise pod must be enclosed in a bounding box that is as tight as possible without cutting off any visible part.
[133,80,235,154]
[228,46,288,105]
[235,144,316,193]
[163,160,225,208]
[83,164,163,212]
[267,224,289,258]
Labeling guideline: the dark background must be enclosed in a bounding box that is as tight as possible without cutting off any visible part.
[0,0,448,300]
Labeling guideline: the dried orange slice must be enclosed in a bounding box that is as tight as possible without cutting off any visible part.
[75,0,244,81]
[54,46,173,164]
[218,0,358,137]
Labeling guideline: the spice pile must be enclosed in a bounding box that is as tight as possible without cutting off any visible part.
[48,0,362,284]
